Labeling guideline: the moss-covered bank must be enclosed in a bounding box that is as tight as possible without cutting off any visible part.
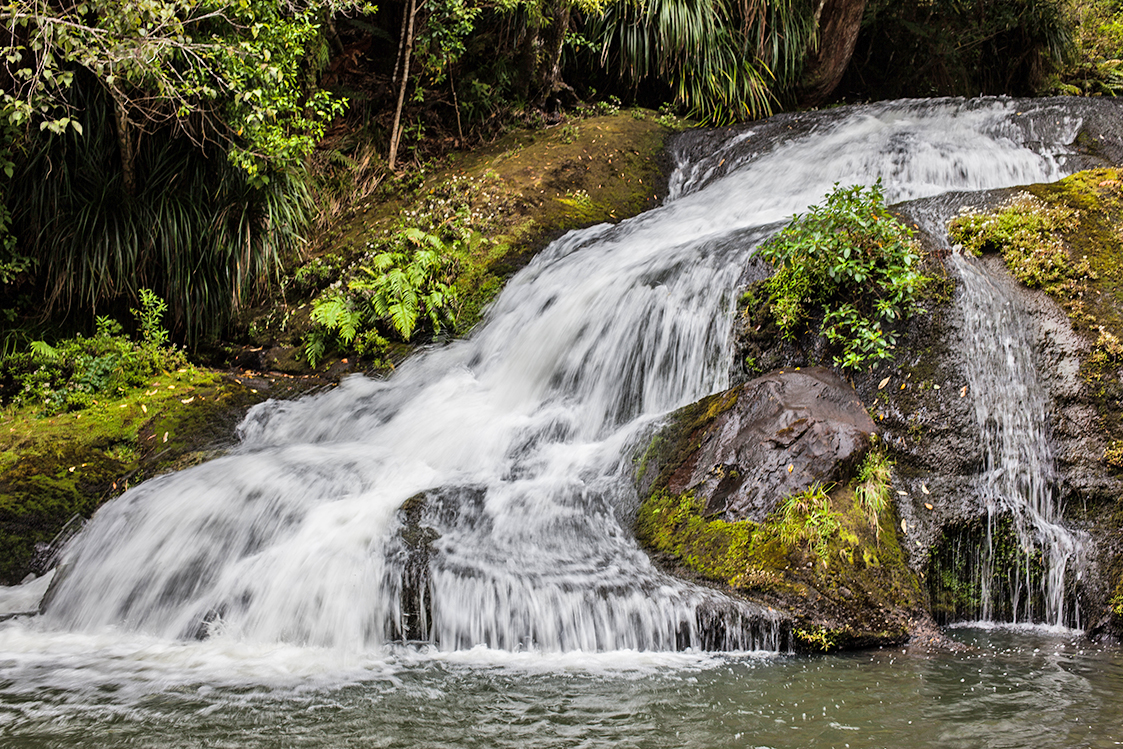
[236,111,682,372]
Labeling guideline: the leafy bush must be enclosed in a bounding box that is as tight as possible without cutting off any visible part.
[757,181,928,370]
[0,290,184,415]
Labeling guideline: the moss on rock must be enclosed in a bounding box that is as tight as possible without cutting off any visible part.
[635,381,925,653]
[0,366,296,584]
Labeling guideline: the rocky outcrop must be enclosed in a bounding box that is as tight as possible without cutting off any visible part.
[635,369,925,652]
[640,367,876,522]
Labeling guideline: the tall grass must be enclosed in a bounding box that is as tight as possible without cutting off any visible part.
[8,85,312,344]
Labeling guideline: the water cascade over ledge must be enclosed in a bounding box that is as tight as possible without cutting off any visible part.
[14,98,1120,666]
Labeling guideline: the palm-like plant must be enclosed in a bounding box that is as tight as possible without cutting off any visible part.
[8,84,311,343]
[589,0,819,124]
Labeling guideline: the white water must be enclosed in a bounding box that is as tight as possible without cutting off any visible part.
[951,252,1087,626]
[0,98,1099,685]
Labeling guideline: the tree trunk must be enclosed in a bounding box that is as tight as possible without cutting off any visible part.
[111,89,137,197]
[797,0,868,107]
[389,0,419,171]
[533,0,571,109]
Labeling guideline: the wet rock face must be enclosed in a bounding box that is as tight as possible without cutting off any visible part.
[669,367,876,522]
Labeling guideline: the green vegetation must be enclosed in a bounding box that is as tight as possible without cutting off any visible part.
[1,290,185,416]
[1050,0,1123,95]
[949,193,1091,292]
[589,0,816,124]
[754,181,929,370]
[305,226,461,367]
[853,445,891,540]
[777,483,844,563]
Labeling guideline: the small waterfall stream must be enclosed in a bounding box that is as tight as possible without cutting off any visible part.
[949,252,1088,626]
[2,99,1116,688]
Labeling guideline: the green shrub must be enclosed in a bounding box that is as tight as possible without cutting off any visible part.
[757,181,928,370]
[0,289,184,415]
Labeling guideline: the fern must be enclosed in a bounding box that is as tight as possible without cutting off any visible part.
[29,340,60,361]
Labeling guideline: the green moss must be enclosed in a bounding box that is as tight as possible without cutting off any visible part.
[0,366,266,583]
[636,416,923,652]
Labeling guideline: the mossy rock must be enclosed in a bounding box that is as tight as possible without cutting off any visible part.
[635,372,925,653]
[0,368,293,584]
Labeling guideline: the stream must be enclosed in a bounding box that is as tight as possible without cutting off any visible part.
[2,97,1122,746]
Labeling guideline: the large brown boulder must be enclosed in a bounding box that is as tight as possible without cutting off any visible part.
[655,366,877,523]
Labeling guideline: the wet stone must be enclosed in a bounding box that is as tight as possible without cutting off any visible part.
[666,367,876,522]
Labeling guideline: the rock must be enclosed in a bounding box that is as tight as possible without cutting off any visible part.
[635,368,924,653]
[659,367,876,523]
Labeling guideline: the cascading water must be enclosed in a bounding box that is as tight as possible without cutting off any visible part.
[4,98,1115,676]
[945,252,1088,627]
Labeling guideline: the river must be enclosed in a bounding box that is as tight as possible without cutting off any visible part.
[2,97,1122,746]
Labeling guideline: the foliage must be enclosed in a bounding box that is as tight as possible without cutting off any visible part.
[416,0,482,86]
[853,444,891,540]
[850,0,1074,99]
[757,181,928,370]
[948,193,1089,291]
[587,0,818,124]
[305,226,461,366]
[777,482,842,563]
[5,88,311,342]
[0,0,362,181]
[0,290,185,415]
[1048,0,1123,95]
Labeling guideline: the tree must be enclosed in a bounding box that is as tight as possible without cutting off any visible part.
[0,0,369,339]
[1,0,365,189]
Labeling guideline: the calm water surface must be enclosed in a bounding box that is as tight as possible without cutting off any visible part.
[1,625,1120,748]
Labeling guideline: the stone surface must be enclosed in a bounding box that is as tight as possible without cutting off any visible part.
[668,367,876,523]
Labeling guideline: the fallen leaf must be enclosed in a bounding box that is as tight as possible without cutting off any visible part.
[787,464,794,473]
[68,466,75,472]
[901,519,908,532]
[163,432,169,443]
[897,490,908,496]
[925,502,934,510]
[878,377,890,389]
[921,484,930,495]
[960,386,968,397]
[180,397,195,405]
[141,404,148,413]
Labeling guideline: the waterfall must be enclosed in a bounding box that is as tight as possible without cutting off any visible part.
[30,98,1108,653]
[950,253,1088,627]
